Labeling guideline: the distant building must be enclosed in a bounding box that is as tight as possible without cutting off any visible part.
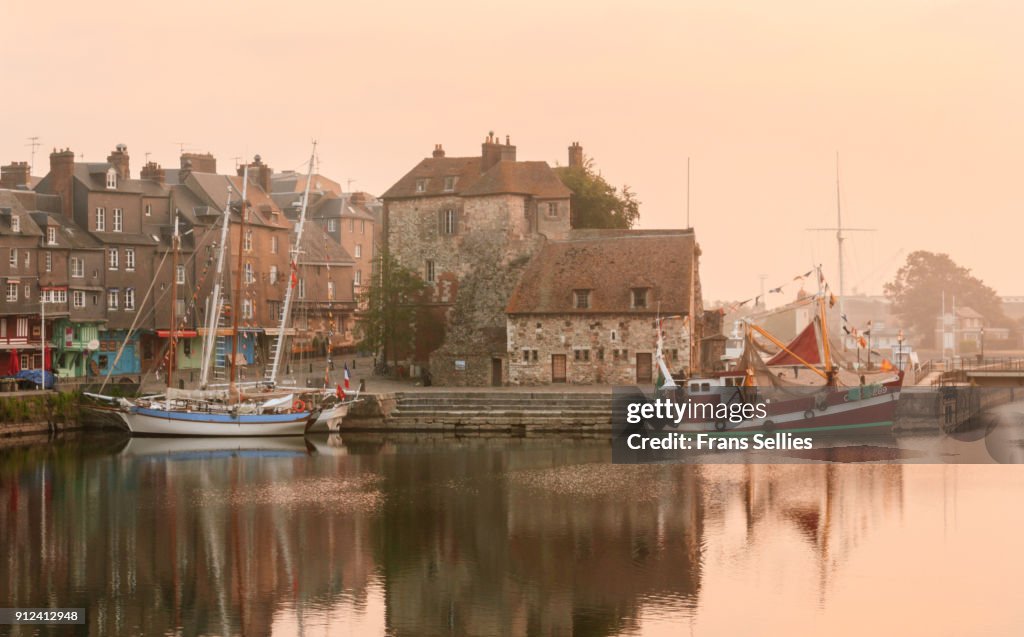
[935,306,1009,356]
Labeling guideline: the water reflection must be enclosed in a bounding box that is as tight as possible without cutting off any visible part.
[2,434,1024,636]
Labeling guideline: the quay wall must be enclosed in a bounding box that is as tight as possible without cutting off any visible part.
[0,392,83,438]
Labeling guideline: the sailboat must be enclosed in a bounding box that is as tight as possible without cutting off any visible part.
[85,149,330,436]
[656,273,904,434]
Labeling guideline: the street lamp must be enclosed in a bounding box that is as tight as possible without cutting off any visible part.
[897,328,904,371]
[979,324,985,364]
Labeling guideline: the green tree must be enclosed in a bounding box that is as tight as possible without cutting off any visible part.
[357,248,426,369]
[883,251,1008,346]
[554,159,640,229]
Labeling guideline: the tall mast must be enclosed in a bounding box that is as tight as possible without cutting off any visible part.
[167,212,180,390]
[40,284,46,380]
[229,165,249,398]
[267,141,317,387]
[834,152,845,342]
[199,187,233,389]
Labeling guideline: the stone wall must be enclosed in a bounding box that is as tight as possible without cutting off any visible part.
[388,193,568,386]
[507,314,691,385]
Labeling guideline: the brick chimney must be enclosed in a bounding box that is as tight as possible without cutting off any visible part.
[181,152,217,174]
[481,131,516,173]
[0,161,31,189]
[140,161,165,184]
[349,191,368,206]
[568,141,584,169]
[107,144,130,180]
[432,144,445,158]
[48,148,76,218]
[238,154,272,192]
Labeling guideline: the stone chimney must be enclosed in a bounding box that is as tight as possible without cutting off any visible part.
[238,154,272,192]
[107,144,130,180]
[48,148,76,218]
[140,161,165,184]
[432,144,445,158]
[480,131,516,173]
[0,161,31,189]
[568,141,584,169]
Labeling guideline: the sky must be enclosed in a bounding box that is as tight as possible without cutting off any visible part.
[3,0,1022,303]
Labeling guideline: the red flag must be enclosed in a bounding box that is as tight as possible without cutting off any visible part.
[336,384,345,399]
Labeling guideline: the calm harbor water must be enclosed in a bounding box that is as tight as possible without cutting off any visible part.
[3,432,1024,636]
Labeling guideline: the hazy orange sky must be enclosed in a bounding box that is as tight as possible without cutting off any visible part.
[4,0,1022,302]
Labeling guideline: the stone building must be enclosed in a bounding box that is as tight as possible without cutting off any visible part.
[381,133,572,385]
[506,230,702,385]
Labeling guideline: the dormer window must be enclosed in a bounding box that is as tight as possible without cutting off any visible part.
[632,288,649,309]
[47,226,56,245]
[574,289,591,309]
[106,168,117,189]
[416,179,428,193]
[11,216,19,233]
[443,176,457,192]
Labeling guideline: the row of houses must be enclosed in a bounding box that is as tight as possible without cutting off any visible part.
[0,146,380,382]
[2,133,708,387]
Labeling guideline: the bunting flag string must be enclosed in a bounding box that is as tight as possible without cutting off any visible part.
[714,268,819,316]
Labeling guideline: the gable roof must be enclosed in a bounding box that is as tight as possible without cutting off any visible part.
[507,230,697,315]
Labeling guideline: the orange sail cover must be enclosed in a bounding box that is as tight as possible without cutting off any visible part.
[766,322,821,366]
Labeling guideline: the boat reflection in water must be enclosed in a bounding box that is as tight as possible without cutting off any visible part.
[3,434,1024,636]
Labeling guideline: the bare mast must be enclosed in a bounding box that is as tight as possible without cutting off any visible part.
[167,213,180,390]
[199,188,233,389]
[228,165,249,399]
[267,141,317,388]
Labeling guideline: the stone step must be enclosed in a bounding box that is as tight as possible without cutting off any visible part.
[391,408,611,418]
[395,392,614,401]
[395,400,613,409]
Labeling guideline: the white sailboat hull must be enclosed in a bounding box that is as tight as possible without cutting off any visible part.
[118,406,313,436]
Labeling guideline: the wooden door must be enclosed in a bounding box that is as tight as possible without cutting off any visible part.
[551,354,567,383]
[491,358,503,386]
[636,352,653,383]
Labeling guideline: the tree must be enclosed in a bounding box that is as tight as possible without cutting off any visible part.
[356,248,426,370]
[554,159,640,229]
[883,251,1008,346]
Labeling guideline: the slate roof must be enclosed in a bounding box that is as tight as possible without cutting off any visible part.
[507,230,697,315]
[297,222,355,266]
[0,190,43,237]
[308,194,377,222]
[27,212,103,250]
[183,172,290,229]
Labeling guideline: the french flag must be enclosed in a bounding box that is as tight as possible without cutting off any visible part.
[344,364,350,389]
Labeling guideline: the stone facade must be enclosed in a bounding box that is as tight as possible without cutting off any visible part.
[507,315,691,385]
[382,135,572,386]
